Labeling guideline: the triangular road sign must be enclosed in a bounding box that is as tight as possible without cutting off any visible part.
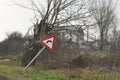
[40,35,56,51]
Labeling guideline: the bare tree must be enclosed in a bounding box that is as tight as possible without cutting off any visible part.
[110,20,120,51]
[90,0,116,50]
[13,0,91,66]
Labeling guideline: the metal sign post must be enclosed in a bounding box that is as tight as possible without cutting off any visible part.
[23,35,56,71]
[23,46,46,71]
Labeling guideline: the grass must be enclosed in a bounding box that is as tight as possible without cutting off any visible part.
[80,50,109,58]
[0,56,120,80]
[49,68,120,80]
[0,57,68,80]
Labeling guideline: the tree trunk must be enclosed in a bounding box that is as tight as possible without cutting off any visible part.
[21,19,48,67]
[21,41,40,66]
[99,30,104,51]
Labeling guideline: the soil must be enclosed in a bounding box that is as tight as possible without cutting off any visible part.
[0,76,11,80]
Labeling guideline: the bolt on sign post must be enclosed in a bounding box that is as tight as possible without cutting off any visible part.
[23,35,56,71]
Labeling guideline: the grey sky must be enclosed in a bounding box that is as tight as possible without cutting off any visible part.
[0,0,34,41]
[0,0,120,41]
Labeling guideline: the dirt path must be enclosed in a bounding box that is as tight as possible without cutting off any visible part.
[0,76,10,80]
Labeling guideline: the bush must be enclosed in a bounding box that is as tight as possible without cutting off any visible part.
[7,31,22,39]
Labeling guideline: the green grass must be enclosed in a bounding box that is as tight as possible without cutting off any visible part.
[80,50,109,58]
[0,58,68,80]
[50,68,120,80]
[0,56,120,80]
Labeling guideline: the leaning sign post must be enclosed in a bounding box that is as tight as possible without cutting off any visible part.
[23,35,56,71]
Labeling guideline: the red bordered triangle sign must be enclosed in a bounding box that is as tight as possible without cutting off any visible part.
[40,35,56,51]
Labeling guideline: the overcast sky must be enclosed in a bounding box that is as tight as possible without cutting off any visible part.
[0,0,120,42]
[0,0,35,41]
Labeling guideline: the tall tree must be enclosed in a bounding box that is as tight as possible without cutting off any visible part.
[90,0,116,50]
[13,0,90,66]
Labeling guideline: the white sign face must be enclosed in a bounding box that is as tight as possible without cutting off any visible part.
[40,35,56,51]
[42,37,54,49]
